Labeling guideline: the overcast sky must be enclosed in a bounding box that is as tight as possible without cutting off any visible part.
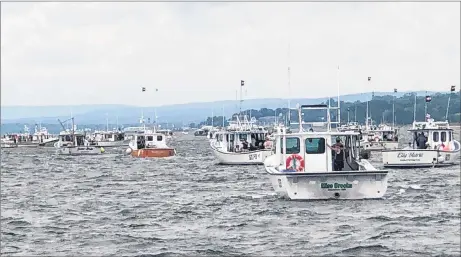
[1,2,460,106]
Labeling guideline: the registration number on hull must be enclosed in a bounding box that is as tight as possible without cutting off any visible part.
[249,153,261,161]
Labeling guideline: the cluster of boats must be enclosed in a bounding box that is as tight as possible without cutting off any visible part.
[193,102,460,200]
[1,118,176,158]
[2,86,459,202]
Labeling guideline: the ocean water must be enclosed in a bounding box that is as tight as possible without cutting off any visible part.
[1,133,460,256]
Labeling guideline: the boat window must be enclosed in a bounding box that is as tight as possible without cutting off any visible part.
[432,131,439,142]
[449,132,452,141]
[441,131,447,142]
[225,134,229,142]
[229,134,234,142]
[280,137,300,154]
[239,134,247,141]
[157,135,163,141]
[305,138,326,154]
[147,136,154,141]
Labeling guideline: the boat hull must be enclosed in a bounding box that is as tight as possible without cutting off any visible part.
[382,148,460,168]
[267,171,389,200]
[1,143,18,148]
[57,146,104,155]
[211,146,273,165]
[131,148,175,158]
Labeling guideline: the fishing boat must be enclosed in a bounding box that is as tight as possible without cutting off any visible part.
[210,115,272,165]
[382,116,460,168]
[125,128,175,158]
[157,129,173,139]
[55,118,105,155]
[124,109,176,158]
[1,126,36,148]
[91,130,129,147]
[33,125,59,146]
[194,125,213,137]
[361,122,399,151]
[382,88,460,168]
[263,103,389,200]
[0,138,18,148]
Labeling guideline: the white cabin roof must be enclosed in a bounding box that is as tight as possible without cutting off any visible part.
[410,119,451,131]
[276,131,361,137]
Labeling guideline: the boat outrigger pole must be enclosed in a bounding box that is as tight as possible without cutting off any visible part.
[58,117,75,142]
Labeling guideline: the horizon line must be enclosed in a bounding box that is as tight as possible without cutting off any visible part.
[0,89,446,108]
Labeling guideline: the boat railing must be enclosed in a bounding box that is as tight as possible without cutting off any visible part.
[264,165,389,176]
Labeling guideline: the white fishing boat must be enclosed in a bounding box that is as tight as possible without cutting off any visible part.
[382,116,460,168]
[210,115,272,165]
[91,130,130,147]
[382,89,460,168]
[194,125,213,137]
[361,123,399,151]
[157,129,173,139]
[55,118,105,155]
[33,125,59,146]
[264,103,389,200]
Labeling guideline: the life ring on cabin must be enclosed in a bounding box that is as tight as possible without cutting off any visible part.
[285,154,305,172]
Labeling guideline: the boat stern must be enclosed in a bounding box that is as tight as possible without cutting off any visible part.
[131,148,176,158]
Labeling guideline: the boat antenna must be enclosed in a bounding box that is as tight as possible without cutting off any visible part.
[354,103,357,122]
[71,117,75,144]
[154,88,159,133]
[446,85,456,122]
[392,88,396,128]
[240,80,244,119]
[424,90,428,120]
[141,86,146,130]
[106,113,109,132]
[413,92,417,123]
[222,104,225,127]
[288,43,291,127]
[297,104,303,132]
[211,108,214,127]
[366,76,371,130]
[337,65,340,126]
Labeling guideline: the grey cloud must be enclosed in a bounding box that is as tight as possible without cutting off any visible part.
[1,2,459,106]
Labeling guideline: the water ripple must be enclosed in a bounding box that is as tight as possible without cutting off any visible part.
[1,133,460,256]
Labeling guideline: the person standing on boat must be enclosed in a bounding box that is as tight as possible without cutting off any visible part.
[241,139,249,151]
[330,137,345,171]
[416,132,427,149]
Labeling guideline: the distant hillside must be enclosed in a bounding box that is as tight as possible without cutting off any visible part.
[197,92,461,127]
[0,91,439,125]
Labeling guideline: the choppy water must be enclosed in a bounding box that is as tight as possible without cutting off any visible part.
[1,133,460,256]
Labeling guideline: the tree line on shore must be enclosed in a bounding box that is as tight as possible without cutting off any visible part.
[194,92,460,128]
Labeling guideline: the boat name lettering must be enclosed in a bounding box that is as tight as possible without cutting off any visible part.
[77,147,93,150]
[249,153,260,161]
[321,182,352,190]
[397,152,423,158]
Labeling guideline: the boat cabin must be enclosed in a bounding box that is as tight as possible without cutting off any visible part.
[194,129,207,136]
[93,131,124,142]
[273,131,362,172]
[366,125,398,142]
[130,132,168,150]
[409,119,456,150]
[213,130,269,152]
[158,129,173,136]
[58,131,87,147]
